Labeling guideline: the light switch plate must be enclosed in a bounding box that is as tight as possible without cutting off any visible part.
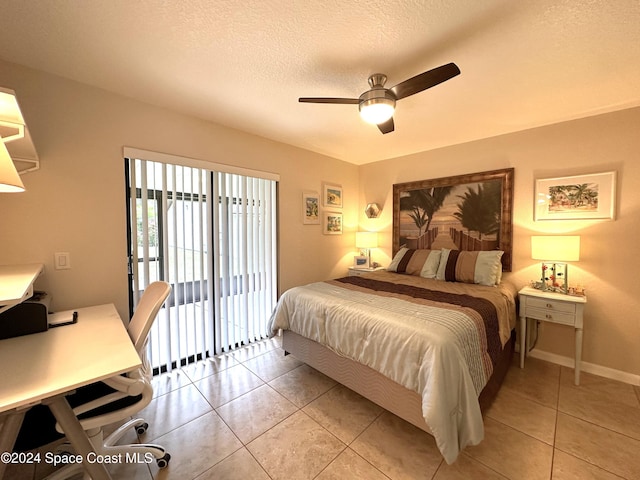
[54,252,71,270]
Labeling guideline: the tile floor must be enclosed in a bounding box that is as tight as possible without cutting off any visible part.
[8,336,640,480]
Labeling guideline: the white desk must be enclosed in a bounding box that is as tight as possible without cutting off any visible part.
[0,263,44,314]
[0,304,141,480]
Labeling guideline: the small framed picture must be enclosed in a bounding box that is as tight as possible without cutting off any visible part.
[323,183,343,208]
[534,171,616,221]
[323,211,343,235]
[353,255,369,269]
[302,191,320,224]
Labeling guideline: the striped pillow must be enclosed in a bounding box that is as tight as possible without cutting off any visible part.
[387,248,441,278]
[436,249,504,286]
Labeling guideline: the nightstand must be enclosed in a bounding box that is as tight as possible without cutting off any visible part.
[348,266,385,277]
[518,286,587,385]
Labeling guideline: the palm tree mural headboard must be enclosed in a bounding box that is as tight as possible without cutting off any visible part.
[392,168,514,271]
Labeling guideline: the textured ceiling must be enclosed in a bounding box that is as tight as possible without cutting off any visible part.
[1,0,639,165]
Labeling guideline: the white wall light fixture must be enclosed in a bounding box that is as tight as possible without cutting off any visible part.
[0,139,24,192]
[0,88,26,143]
[0,87,39,192]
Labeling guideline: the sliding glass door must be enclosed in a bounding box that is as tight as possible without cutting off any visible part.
[126,154,277,374]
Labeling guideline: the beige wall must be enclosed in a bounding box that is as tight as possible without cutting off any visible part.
[2,58,638,379]
[359,107,640,377]
[0,60,359,320]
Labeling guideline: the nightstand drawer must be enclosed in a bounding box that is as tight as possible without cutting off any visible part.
[349,269,368,277]
[525,297,576,314]
[525,307,576,326]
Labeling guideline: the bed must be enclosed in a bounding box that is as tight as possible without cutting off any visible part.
[269,169,516,463]
[268,248,517,464]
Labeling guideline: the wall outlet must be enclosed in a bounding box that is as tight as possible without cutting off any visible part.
[54,252,71,270]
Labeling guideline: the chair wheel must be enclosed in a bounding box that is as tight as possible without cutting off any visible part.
[54,442,75,456]
[157,453,171,468]
[135,422,149,435]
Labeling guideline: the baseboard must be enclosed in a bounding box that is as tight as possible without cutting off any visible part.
[528,349,640,386]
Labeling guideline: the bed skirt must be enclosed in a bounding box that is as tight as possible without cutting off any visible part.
[283,328,516,434]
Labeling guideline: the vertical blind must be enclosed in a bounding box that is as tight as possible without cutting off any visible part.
[126,151,278,373]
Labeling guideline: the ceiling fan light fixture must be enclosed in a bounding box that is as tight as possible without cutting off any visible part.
[300,63,459,133]
[359,99,395,124]
[358,86,396,125]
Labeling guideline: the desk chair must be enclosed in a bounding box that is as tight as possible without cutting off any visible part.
[44,281,172,479]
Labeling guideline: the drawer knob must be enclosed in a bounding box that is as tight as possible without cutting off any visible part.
[546,303,553,308]
[546,314,553,319]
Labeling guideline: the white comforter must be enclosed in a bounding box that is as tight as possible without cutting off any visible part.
[268,272,516,464]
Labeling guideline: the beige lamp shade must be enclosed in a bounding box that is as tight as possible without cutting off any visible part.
[356,232,378,249]
[0,141,25,193]
[531,236,580,262]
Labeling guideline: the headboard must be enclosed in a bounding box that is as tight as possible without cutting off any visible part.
[392,168,514,271]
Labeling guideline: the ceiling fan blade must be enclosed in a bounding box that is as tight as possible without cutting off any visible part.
[377,117,394,134]
[298,97,360,104]
[390,63,460,100]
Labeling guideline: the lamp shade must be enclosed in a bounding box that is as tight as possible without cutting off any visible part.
[356,231,378,249]
[0,141,25,193]
[531,236,580,262]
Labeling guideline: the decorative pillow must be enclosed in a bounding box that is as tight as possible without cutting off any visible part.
[387,248,441,278]
[436,249,504,286]
[435,249,451,280]
[419,250,441,279]
[387,247,410,272]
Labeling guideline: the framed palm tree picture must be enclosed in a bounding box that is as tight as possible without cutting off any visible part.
[534,171,616,221]
[392,168,514,271]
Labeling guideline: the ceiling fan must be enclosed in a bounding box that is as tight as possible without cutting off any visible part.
[299,62,460,134]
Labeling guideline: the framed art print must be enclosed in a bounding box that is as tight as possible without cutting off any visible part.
[535,171,616,221]
[353,255,369,268]
[323,183,343,208]
[323,211,343,235]
[393,168,514,271]
[302,191,320,224]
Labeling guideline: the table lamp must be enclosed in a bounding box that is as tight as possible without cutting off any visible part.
[356,231,378,268]
[531,235,580,294]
